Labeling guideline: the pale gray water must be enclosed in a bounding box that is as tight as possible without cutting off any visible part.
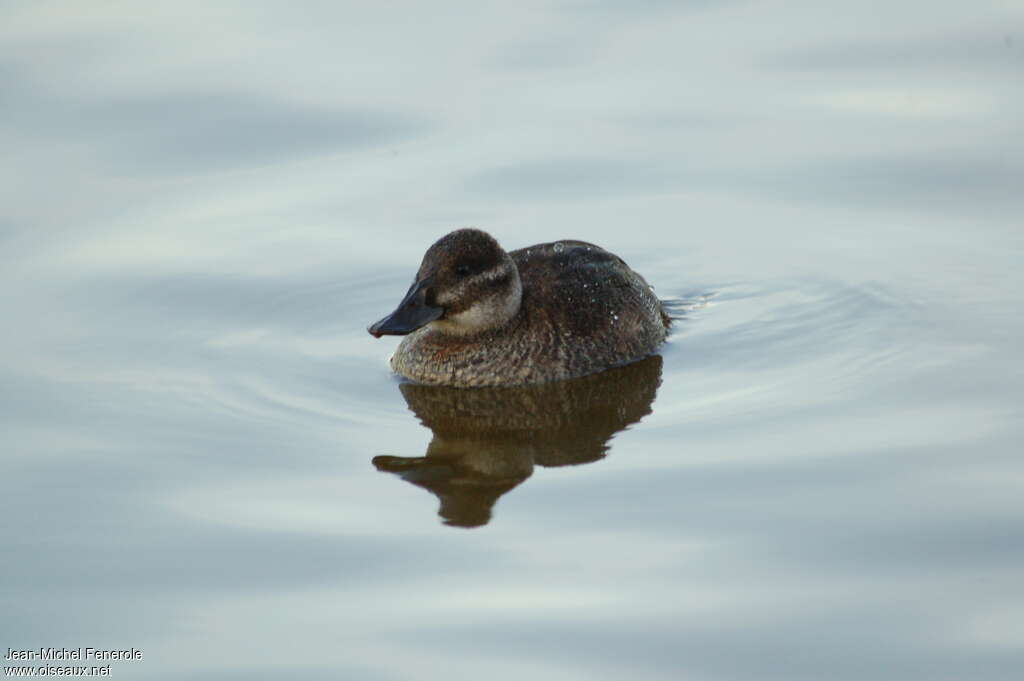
[2,2,1023,680]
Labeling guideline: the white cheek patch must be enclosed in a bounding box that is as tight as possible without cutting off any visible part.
[432,273,522,336]
[443,302,494,331]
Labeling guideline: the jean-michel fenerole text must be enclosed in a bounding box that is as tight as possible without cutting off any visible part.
[5,648,142,661]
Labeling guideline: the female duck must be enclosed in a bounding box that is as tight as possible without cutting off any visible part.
[368,229,669,387]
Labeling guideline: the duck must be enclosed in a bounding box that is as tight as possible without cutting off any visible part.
[368,228,669,387]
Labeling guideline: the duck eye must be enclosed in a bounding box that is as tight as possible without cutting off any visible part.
[454,264,471,277]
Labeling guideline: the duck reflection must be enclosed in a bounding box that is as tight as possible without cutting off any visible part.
[373,355,663,527]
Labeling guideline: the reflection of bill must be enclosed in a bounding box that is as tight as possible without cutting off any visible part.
[373,355,663,528]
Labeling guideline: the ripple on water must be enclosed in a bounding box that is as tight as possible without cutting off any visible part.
[172,274,928,454]
[186,274,416,433]
[161,273,997,530]
[54,271,419,437]
[653,277,926,425]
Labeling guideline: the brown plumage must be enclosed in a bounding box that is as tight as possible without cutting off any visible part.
[368,228,669,387]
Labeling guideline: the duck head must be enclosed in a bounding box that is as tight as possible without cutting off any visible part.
[368,229,523,338]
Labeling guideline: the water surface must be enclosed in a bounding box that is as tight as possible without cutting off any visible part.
[2,2,1023,680]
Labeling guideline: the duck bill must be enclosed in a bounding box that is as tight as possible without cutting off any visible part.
[368,277,444,338]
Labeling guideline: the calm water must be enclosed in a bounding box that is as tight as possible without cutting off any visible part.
[3,2,1023,680]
